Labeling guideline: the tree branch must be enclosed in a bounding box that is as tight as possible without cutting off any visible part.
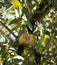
[0,19,17,38]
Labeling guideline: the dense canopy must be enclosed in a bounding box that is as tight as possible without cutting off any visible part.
[0,0,57,65]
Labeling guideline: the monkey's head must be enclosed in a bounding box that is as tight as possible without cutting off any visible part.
[18,19,37,46]
[19,34,34,46]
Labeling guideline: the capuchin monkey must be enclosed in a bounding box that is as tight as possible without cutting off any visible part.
[17,19,41,64]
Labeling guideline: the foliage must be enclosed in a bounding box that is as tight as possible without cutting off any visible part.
[0,0,57,65]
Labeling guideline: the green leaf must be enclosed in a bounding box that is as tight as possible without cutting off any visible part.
[4,0,12,9]
[18,25,28,37]
[13,0,22,10]
[53,0,57,9]
[34,39,41,51]
[25,21,33,31]
[18,28,23,37]
[44,42,50,50]
[21,25,28,34]
[42,34,50,47]
[23,8,30,19]
[9,18,19,25]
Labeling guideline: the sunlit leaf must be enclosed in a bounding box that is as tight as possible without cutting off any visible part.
[42,34,50,47]
[12,0,22,10]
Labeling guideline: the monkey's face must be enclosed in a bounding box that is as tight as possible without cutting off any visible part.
[18,34,34,46]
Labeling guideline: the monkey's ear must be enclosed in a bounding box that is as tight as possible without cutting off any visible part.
[18,34,34,46]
